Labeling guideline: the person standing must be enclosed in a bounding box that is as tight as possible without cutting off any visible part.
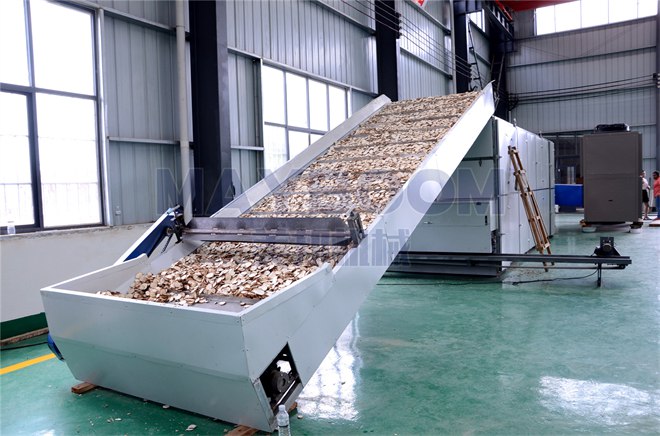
[641,170,651,220]
[653,171,660,220]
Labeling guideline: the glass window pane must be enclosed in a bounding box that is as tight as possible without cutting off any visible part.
[288,131,309,159]
[308,80,328,131]
[286,72,308,128]
[263,125,287,172]
[638,0,658,17]
[0,0,30,86]
[535,5,556,35]
[581,0,608,28]
[31,0,95,95]
[310,134,323,145]
[328,86,347,129]
[554,1,581,32]
[0,92,34,226]
[36,94,100,227]
[262,66,285,124]
[467,11,485,31]
[608,0,637,23]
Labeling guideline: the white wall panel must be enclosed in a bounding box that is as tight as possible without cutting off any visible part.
[96,0,175,26]
[514,89,656,133]
[510,17,655,66]
[231,149,262,196]
[509,50,656,95]
[398,51,451,99]
[396,0,453,99]
[397,0,452,74]
[108,141,180,225]
[318,0,375,29]
[103,12,179,225]
[228,53,259,149]
[351,90,374,113]
[104,16,177,140]
[227,0,377,93]
[227,52,262,196]
[508,17,658,173]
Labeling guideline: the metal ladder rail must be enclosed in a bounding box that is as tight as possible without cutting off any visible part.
[508,145,552,264]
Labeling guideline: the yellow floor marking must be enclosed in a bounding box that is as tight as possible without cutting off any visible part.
[0,353,55,375]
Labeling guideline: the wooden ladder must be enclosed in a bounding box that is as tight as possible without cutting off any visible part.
[508,145,552,261]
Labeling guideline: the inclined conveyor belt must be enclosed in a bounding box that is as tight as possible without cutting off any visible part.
[41,84,495,431]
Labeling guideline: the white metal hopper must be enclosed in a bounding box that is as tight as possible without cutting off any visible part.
[41,84,495,431]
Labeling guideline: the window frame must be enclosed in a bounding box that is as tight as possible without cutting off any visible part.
[260,63,350,173]
[0,0,102,234]
[535,0,658,36]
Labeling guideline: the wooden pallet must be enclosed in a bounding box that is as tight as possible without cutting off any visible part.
[71,382,97,394]
[226,426,259,436]
[508,146,552,267]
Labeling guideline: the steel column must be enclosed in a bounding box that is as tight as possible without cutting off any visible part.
[189,0,233,216]
[375,0,399,101]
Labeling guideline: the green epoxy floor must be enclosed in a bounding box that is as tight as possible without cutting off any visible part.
[2,213,659,435]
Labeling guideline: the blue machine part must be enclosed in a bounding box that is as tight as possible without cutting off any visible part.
[120,206,184,262]
[555,184,584,207]
[47,334,64,361]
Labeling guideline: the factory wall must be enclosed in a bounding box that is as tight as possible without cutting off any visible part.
[224,0,379,194]
[0,0,496,329]
[226,0,377,94]
[0,0,178,327]
[396,0,453,99]
[507,16,658,177]
[103,13,182,224]
[224,0,464,193]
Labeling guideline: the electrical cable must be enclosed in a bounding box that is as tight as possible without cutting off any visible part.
[506,75,654,108]
[514,80,654,101]
[341,0,477,81]
[358,1,446,51]
[512,74,654,97]
[363,0,464,66]
[514,82,654,104]
[367,0,489,85]
[518,26,637,60]
[0,341,48,351]
[367,2,648,99]
[506,270,598,286]
[347,2,574,100]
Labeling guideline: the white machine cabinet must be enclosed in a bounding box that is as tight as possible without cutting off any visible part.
[391,117,555,275]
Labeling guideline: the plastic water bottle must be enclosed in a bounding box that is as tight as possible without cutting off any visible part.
[7,220,15,235]
[276,405,291,436]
